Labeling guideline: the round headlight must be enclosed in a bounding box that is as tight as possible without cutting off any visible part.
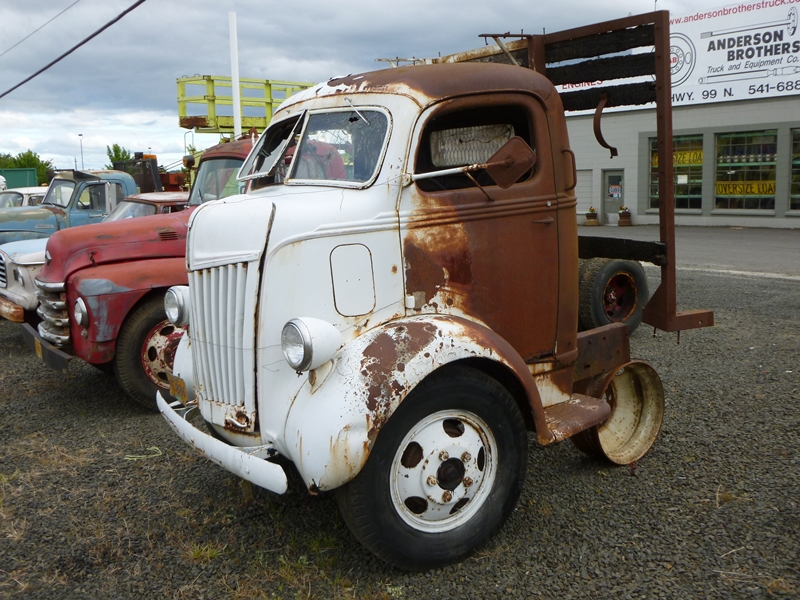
[281,320,311,371]
[164,286,191,326]
[281,317,343,372]
[74,297,89,328]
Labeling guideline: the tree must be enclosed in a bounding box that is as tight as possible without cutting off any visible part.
[105,144,131,169]
[0,153,14,169]
[11,150,53,185]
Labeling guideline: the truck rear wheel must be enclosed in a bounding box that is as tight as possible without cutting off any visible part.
[571,361,665,464]
[334,365,527,570]
[114,295,185,411]
[579,258,648,333]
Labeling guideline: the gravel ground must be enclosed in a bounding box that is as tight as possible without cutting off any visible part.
[1,268,798,599]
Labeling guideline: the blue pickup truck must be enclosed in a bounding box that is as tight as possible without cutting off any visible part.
[0,169,138,245]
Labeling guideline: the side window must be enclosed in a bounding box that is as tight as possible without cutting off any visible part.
[415,105,533,192]
[77,184,113,210]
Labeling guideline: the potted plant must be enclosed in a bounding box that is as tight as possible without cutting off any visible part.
[585,206,599,226]
[618,206,632,227]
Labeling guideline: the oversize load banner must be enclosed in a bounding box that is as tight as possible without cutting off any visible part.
[670,1,800,105]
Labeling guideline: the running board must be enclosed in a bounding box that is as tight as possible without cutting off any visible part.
[544,395,611,443]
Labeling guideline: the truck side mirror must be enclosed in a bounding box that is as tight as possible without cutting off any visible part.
[485,137,537,189]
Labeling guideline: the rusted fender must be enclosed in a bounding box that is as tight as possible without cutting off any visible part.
[282,314,546,492]
[69,257,188,363]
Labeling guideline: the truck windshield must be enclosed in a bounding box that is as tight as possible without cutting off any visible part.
[103,200,157,221]
[0,191,24,208]
[42,180,75,207]
[290,110,388,183]
[242,108,389,188]
[189,158,245,205]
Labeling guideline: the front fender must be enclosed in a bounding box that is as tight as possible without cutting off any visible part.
[69,257,188,361]
[283,314,544,492]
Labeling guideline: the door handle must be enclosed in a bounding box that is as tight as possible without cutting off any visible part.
[532,217,554,224]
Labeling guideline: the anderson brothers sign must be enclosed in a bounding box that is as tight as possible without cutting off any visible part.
[669,1,800,106]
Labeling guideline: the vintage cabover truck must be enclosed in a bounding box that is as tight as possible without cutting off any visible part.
[23,138,252,410]
[157,12,713,569]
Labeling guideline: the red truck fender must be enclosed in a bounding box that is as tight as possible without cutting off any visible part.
[69,257,188,363]
[282,314,548,492]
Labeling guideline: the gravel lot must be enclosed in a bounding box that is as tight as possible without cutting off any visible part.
[1,268,798,599]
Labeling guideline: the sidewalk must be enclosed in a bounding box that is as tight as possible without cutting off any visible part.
[579,224,800,278]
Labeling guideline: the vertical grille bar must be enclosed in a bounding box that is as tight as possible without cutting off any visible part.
[234,263,246,403]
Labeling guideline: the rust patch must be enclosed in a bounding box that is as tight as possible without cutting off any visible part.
[360,322,438,435]
[403,241,444,305]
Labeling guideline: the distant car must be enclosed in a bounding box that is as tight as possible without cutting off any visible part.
[0,186,48,209]
[0,191,189,323]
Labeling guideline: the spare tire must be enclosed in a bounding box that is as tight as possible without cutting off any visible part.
[578,258,649,333]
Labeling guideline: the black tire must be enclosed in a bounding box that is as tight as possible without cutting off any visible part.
[113,295,185,411]
[335,365,527,570]
[578,258,649,333]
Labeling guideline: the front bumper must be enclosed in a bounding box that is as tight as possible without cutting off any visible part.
[20,322,74,374]
[156,392,288,494]
[0,295,24,322]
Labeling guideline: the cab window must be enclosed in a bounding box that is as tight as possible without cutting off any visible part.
[415,105,533,191]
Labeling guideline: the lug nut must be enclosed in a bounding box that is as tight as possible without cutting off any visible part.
[463,477,473,488]
[439,451,449,461]
[427,476,438,486]
[442,491,453,502]
[461,452,471,463]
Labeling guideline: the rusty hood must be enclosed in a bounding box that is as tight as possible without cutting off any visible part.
[37,209,192,284]
[0,204,67,244]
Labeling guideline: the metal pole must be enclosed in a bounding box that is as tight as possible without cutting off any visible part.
[78,134,84,169]
[229,12,242,138]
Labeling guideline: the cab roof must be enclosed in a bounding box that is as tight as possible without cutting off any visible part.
[282,62,558,110]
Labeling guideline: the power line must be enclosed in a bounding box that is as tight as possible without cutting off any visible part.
[0,0,82,60]
[0,0,147,101]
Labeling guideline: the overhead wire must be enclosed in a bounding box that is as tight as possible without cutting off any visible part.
[0,0,82,60]
[0,0,147,101]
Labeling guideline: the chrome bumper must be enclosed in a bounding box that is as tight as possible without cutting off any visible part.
[156,392,288,494]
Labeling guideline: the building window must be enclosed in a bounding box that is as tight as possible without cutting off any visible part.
[649,135,703,210]
[791,130,800,210]
[715,130,776,210]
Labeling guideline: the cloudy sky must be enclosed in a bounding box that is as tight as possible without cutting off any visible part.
[0,0,716,170]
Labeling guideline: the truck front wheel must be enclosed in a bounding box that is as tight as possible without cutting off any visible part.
[114,295,185,411]
[335,365,527,570]
[579,258,649,333]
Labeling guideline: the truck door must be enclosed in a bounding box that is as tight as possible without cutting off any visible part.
[399,94,559,360]
[68,182,119,227]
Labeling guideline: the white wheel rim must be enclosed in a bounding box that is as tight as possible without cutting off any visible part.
[390,409,497,533]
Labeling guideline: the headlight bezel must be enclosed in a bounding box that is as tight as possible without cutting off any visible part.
[73,297,89,327]
[281,317,342,372]
[164,286,191,326]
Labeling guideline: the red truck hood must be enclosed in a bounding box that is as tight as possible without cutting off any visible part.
[38,208,193,284]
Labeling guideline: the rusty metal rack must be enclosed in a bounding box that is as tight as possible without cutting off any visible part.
[437,11,714,333]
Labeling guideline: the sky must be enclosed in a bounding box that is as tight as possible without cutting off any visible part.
[0,0,718,171]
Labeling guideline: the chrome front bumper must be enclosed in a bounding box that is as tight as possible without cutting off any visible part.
[156,392,288,494]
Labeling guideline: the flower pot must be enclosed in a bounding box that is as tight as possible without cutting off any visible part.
[617,212,632,227]
[585,213,599,226]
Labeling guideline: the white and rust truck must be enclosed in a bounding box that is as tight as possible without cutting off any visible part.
[156,12,713,570]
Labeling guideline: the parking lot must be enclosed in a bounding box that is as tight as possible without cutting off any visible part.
[0,228,798,599]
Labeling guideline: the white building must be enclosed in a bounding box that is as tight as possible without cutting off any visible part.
[567,2,800,228]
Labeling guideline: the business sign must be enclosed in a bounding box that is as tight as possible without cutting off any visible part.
[670,1,800,106]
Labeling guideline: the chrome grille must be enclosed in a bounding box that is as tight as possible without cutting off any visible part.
[0,254,6,288]
[190,263,250,408]
[35,282,70,346]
